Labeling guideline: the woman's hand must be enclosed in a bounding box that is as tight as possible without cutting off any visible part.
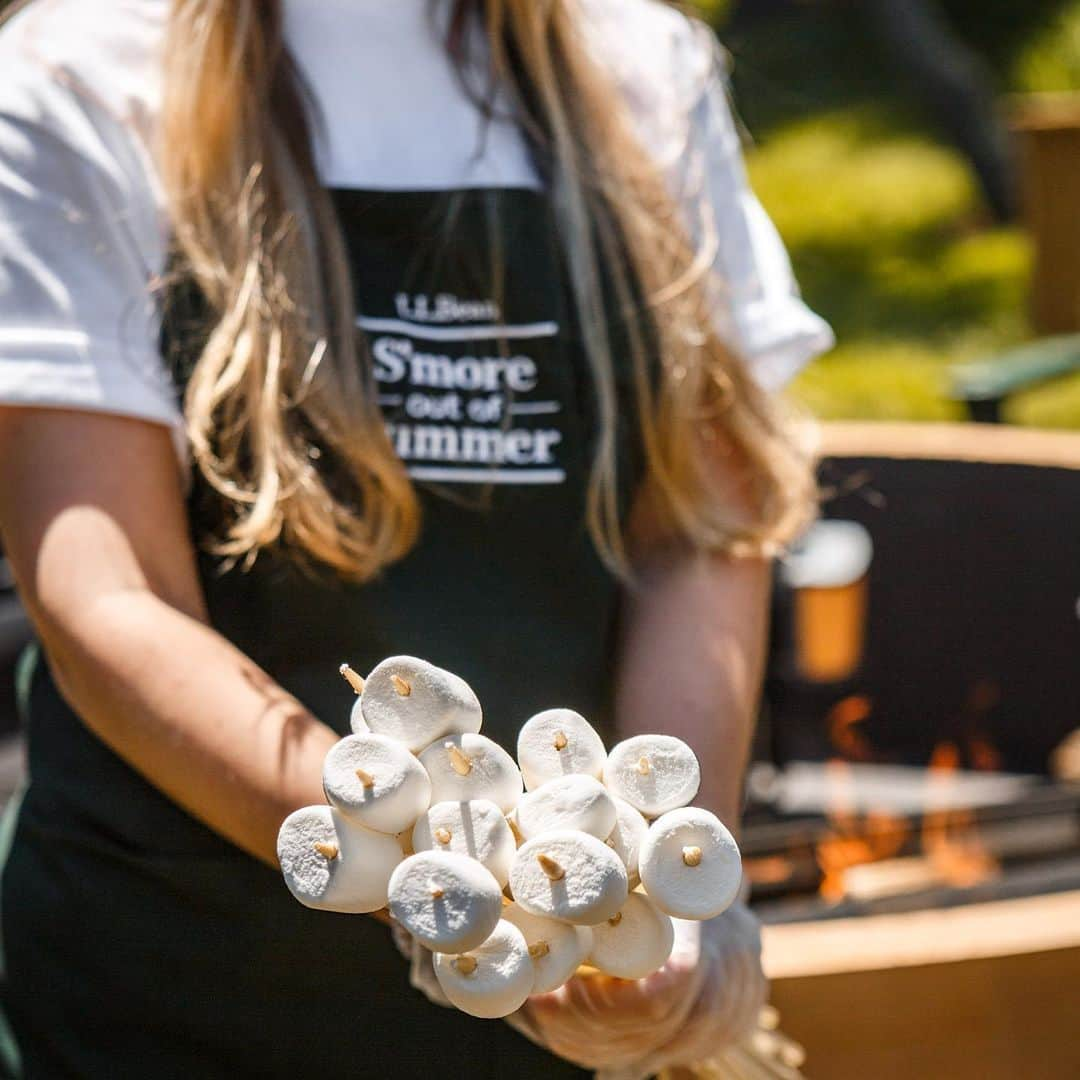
[518,902,766,1075]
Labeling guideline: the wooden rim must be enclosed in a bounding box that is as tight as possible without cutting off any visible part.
[762,889,1080,979]
[818,421,1080,470]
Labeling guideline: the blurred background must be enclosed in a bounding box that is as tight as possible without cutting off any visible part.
[684,4,1080,1077]
[698,0,1080,425]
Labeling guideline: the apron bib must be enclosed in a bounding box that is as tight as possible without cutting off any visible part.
[1,187,642,1079]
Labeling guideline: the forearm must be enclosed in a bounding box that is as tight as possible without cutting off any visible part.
[40,588,337,866]
[614,551,771,832]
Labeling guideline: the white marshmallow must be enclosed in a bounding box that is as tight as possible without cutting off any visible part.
[509,831,628,926]
[360,656,482,752]
[515,775,617,841]
[349,697,369,734]
[603,735,701,817]
[502,902,593,994]
[517,709,607,791]
[587,892,675,980]
[419,733,522,814]
[638,807,742,920]
[433,920,534,1019]
[322,733,432,835]
[387,851,503,954]
[412,800,517,889]
[606,796,649,888]
[277,805,402,914]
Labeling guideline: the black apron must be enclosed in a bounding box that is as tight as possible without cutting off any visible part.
[0,187,643,1079]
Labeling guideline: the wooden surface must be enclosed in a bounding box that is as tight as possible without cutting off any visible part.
[762,889,1080,978]
[769,946,1080,1080]
[817,421,1080,469]
[763,891,1080,1079]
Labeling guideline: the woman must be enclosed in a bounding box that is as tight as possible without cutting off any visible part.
[0,0,831,1076]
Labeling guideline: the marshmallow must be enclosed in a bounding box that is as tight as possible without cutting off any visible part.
[387,851,503,954]
[412,799,517,888]
[515,775,617,841]
[277,805,402,914]
[587,892,675,980]
[517,709,607,791]
[361,656,482,752]
[433,920,534,1019]
[606,796,649,888]
[349,698,369,734]
[322,733,432,835]
[502,902,594,994]
[339,663,369,734]
[638,807,742,920]
[603,735,701,817]
[509,831,628,926]
[419,734,522,814]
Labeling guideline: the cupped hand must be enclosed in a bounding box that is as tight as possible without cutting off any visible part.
[519,902,766,1074]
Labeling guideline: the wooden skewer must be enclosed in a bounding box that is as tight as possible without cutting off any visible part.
[682,845,703,867]
[528,941,550,959]
[339,663,365,695]
[355,768,376,789]
[636,756,651,775]
[536,853,565,881]
[448,744,473,776]
[553,731,568,751]
[434,827,452,845]
[313,841,339,860]
[453,955,477,975]
[390,674,412,697]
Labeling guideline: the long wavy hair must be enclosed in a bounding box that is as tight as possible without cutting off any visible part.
[157,0,813,579]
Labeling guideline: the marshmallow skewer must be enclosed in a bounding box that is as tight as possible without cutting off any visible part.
[433,920,534,1019]
[509,831,628,926]
[515,775,617,841]
[638,807,742,920]
[277,805,402,914]
[603,734,701,818]
[419,734,523,814]
[360,656,482,752]
[323,733,432,835]
[412,800,517,889]
[586,892,675,980]
[605,796,649,888]
[502,902,593,994]
[517,709,607,791]
[388,851,503,954]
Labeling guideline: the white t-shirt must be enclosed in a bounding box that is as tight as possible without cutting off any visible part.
[0,0,833,464]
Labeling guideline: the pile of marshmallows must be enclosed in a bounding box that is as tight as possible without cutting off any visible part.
[277,656,742,1020]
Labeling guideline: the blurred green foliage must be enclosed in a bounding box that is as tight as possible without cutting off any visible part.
[685,0,1080,426]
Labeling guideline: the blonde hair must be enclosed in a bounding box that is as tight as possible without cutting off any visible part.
[160,0,815,581]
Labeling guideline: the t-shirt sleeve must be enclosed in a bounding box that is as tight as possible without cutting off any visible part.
[681,55,835,390]
[0,49,182,441]
[592,0,835,390]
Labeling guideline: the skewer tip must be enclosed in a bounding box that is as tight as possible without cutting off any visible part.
[355,767,376,789]
[447,744,473,776]
[636,756,651,776]
[313,841,339,860]
[453,955,478,975]
[553,730,568,751]
[682,845,703,867]
[536,853,565,881]
[528,940,550,959]
[434,827,452,845]
[390,674,412,697]
[339,663,365,695]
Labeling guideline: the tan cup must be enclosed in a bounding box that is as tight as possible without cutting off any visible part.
[793,575,868,683]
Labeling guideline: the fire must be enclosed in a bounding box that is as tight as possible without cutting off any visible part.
[812,700,1000,903]
[922,741,999,888]
[815,759,909,903]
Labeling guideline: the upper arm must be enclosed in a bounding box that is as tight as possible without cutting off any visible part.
[0,407,206,637]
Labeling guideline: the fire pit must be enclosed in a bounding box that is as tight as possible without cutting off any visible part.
[751,422,1080,1079]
